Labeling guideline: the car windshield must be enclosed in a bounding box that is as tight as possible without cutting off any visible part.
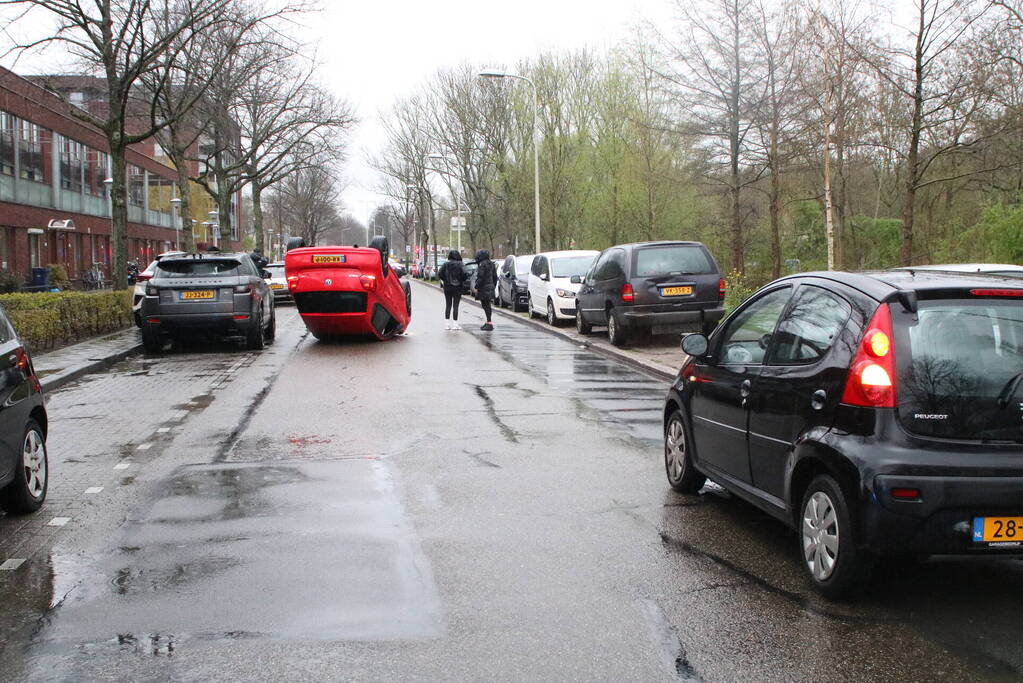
[551,255,595,278]
[895,298,1023,442]
[156,259,241,278]
[634,246,713,277]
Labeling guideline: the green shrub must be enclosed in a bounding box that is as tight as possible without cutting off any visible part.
[46,263,71,290]
[0,290,133,352]
[723,269,765,314]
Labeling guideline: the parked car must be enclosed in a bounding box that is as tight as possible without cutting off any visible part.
[139,252,275,352]
[893,263,1023,277]
[498,254,534,311]
[664,269,1023,598]
[410,262,422,278]
[527,250,600,326]
[426,259,447,281]
[576,241,725,347]
[285,235,411,341]
[264,262,290,303]
[0,303,48,514]
[132,250,185,327]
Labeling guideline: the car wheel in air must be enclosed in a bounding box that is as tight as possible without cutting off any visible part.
[799,474,874,600]
[547,299,558,326]
[664,409,705,493]
[607,307,629,347]
[246,311,265,350]
[0,419,48,514]
[576,309,593,335]
[141,324,163,353]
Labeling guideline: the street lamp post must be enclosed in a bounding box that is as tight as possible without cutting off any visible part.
[169,196,182,250]
[479,68,541,253]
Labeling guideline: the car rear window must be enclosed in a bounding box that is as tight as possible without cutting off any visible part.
[266,265,285,277]
[634,246,714,277]
[156,259,241,277]
[551,255,595,278]
[895,299,1023,441]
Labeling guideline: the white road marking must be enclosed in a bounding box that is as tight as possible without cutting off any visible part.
[157,427,170,433]
[136,443,152,451]
[84,487,104,494]
[47,517,70,527]
[0,559,25,571]
[114,463,131,470]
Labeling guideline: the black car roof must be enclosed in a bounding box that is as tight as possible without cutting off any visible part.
[774,269,1023,301]
[610,240,707,250]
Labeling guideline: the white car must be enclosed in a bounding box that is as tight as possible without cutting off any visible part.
[527,250,600,326]
[132,251,184,326]
[264,262,290,302]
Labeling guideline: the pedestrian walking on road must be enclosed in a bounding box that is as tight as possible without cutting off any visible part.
[474,249,497,331]
[438,250,466,330]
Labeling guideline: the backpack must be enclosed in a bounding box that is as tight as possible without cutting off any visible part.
[444,261,465,289]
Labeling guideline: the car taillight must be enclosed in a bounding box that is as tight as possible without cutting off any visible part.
[719,278,726,298]
[136,273,152,282]
[970,289,1023,297]
[234,284,253,294]
[841,303,897,408]
[145,284,158,296]
[621,283,634,303]
[14,347,30,373]
[360,275,377,291]
[287,275,299,289]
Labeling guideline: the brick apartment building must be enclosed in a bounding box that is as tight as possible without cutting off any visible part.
[0,66,242,285]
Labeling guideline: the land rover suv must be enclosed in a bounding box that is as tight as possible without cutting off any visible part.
[139,253,275,352]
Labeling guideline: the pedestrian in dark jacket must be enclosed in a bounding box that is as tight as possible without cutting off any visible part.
[437,250,466,330]
[474,249,497,331]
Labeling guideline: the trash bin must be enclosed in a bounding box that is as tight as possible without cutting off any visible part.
[30,267,50,287]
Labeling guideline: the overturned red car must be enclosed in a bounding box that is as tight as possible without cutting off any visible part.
[285,236,411,340]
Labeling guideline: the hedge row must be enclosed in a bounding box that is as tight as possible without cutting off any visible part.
[0,290,133,352]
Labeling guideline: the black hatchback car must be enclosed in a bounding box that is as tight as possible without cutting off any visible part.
[575,241,725,346]
[0,304,48,515]
[664,270,1023,598]
[140,252,275,352]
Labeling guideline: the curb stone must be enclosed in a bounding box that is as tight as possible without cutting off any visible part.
[36,332,143,393]
[411,279,677,383]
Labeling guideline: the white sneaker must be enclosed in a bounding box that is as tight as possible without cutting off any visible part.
[444,321,452,330]
[452,322,461,330]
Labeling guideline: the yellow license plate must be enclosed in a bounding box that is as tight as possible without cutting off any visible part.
[973,516,1023,543]
[312,254,345,264]
[181,290,215,300]
[662,286,693,296]
[270,283,284,290]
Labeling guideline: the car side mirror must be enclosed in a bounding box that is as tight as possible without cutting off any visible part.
[570,275,582,284]
[540,273,549,282]
[681,333,710,358]
[261,270,271,279]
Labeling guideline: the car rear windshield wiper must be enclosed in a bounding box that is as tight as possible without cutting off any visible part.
[996,370,1023,409]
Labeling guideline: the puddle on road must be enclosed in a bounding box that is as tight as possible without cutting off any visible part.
[470,325,668,446]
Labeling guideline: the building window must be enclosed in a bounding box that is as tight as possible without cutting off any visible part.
[0,228,8,270]
[128,165,145,207]
[61,137,84,193]
[0,111,13,176]
[19,121,45,182]
[84,149,106,196]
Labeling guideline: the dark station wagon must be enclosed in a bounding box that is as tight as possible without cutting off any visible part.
[664,270,1023,598]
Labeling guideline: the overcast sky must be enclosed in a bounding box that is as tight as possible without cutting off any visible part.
[313,0,671,222]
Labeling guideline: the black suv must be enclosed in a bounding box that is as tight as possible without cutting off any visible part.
[664,270,1023,598]
[140,253,275,352]
[0,304,48,514]
[497,254,534,311]
[575,241,725,346]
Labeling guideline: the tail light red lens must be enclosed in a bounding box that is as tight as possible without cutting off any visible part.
[841,303,897,408]
[891,487,921,501]
[136,273,152,282]
[234,284,252,294]
[360,275,377,291]
[970,289,1023,297]
[621,283,634,303]
[14,347,30,373]
[719,278,726,298]
[287,275,299,290]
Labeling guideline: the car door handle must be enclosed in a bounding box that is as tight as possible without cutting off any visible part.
[811,390,827,411]
[740,379,751,398]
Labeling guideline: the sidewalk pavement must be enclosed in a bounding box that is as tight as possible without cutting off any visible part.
[411,280,682,382]
[33,326,142,393]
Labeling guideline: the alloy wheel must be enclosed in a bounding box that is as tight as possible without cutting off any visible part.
[23,428,46,498]
[547,300,556,325]
[665,418,686,481]
[802,491,840,581]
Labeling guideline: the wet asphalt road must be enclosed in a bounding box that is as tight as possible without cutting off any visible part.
[0,282,1021,681]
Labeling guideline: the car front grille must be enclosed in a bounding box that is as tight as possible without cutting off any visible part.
[293,291,367,314]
